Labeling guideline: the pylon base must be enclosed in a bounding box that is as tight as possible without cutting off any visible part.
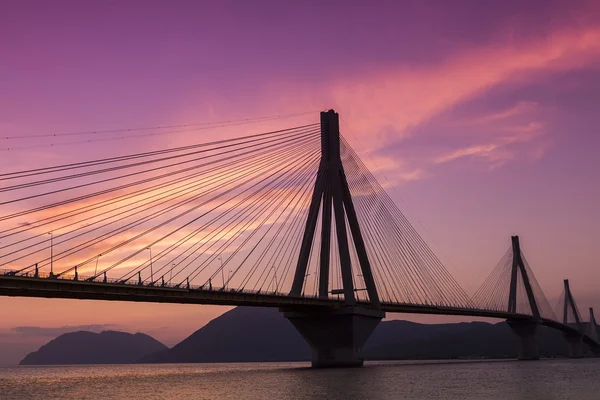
[507,319,539,360]
[283,306,384,368]
[564,333,585,358]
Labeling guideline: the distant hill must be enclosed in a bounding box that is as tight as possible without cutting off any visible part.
[365,319,568,360]
[20,331,167,365]
[141,307,309,363]
[21,308,586,366]
[141,307,576,363]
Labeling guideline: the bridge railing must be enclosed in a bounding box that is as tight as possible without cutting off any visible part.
[0,268,486,310]
[0,268,324,299]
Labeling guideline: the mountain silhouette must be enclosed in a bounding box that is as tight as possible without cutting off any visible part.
[365,319,570,359]
[20,331,167,365]
[21,308,586,365]
[141,307,576,363]
[140,307,309,363]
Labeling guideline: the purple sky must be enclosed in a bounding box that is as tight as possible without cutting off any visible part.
[1,0,600,364]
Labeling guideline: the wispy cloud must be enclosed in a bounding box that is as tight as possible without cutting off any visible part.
[0,324,117,338]
[434,144,502,165]
[331,27,600,146]
[286,25,600,180]
[432,120,546,166]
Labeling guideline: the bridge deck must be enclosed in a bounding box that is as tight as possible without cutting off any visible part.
[0,273,555,319]
[1,274,597,348]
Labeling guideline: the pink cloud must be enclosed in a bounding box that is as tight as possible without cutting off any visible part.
[330,27,600,147]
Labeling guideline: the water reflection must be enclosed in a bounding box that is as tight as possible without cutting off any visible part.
[0,359,599,400]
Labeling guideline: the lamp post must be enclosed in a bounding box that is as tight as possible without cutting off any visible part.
[271,266,278,293]
[147,247,153,283]
[48,231,54,276]
[302,273,312,295]
[219,257,224,290]
[94,255,100,277]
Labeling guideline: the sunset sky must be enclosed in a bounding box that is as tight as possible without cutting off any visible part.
[1,0,600,364]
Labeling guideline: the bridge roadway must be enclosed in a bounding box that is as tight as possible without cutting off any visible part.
[1,272,598,350]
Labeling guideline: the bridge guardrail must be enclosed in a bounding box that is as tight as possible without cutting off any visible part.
[0,268,325,299]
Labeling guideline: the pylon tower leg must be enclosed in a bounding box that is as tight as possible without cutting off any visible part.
[506,236,541,361]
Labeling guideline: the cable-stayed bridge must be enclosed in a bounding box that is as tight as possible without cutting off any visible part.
[0,110,598,367]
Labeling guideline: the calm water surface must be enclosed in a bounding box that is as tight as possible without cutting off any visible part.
[1,359,599,400]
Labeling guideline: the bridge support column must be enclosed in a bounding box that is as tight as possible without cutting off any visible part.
[283,307,384,368]
[564,333,585,358]
[507,319,539,360]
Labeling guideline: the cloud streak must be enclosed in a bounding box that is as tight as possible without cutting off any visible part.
[331,26,600,146]
[0,324,117,338]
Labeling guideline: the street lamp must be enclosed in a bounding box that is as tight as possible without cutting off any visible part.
[270,266,278,293]
[94,255,100,277]
[170,262,175,286]
[48,231,54,277]
[302,273,312,295]
[147,247,153,283]
[219,256,224,290]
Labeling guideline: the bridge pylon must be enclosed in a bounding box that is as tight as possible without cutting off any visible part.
[284,110,384,367]
[507,236,540,318]
[288,110,379,307]
[562,279,586,358]
[589,308,600,356]
[589,308,599,342]
[506,236,541,360]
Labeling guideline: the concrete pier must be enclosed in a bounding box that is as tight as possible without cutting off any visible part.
[564,333,585,358]
[284,307,384,367]
[507,319,539,360]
